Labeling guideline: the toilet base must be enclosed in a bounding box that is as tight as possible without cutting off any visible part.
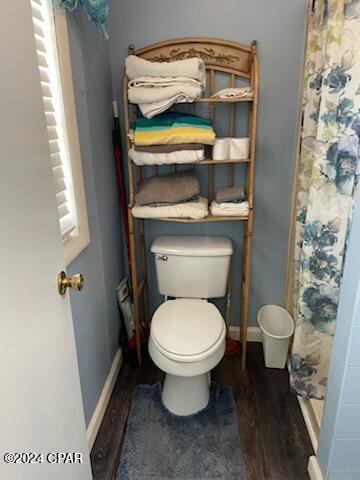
[161,373,210,416]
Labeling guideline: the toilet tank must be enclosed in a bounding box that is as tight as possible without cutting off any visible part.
[151,236,233,299]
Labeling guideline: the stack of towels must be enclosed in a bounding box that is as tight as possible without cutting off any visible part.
[132,170,208,220]
[128,112,216,166]
[210,187,249,217]
[126,55,206,118]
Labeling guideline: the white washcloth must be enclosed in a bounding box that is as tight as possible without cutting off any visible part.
[129,147,205,166]
[132,196,209,220]
[210,200,249,217]
[128,83,202,118]
[211,87,253,99]
[125,55,206,87]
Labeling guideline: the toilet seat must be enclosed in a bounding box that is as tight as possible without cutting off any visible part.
[151,298,225,363]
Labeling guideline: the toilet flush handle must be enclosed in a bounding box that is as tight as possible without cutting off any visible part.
[155,254,168,261]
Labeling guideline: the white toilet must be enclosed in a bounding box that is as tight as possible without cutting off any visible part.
[148,235,233,416]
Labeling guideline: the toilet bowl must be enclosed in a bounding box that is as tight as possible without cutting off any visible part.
[149,235,232,416]
[149,298,226,416]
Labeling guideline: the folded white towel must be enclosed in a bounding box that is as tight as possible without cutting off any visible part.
[128,83,202,118]
[129,147,205,166]
[125,55,206,87]
[132,196,209,220]
[128,83,202,104]
[210,200,249,217]
[128,76,202,89]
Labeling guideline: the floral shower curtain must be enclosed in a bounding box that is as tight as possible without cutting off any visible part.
[290,0,360,399]
[54,0,109,39]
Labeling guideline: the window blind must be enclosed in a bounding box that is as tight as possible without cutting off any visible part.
[30,0,77,240]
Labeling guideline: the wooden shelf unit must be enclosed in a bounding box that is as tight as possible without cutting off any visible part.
[123,37,259,369]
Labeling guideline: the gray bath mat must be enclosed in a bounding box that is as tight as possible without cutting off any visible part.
[117,383,246,480]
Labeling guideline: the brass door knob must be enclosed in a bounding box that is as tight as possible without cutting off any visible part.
[58,271,84,296]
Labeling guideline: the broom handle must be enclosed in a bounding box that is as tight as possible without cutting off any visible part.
[113,100,131,265]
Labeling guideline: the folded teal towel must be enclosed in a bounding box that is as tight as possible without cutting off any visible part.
[129,112,216,146]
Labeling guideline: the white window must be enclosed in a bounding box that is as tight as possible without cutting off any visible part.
[30,0,89,264]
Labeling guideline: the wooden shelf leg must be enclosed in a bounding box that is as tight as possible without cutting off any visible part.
[208,69,216,201]
[240,214,254,370]
[241,44,258,369]
[140,219,150,328]
[128,213,142,366]
[227,73,236,188]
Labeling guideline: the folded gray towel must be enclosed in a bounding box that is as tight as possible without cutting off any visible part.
[135,143,204,153]
[135,170,200,206]
[215,186,245,203]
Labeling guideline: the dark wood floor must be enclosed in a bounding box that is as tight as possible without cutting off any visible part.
[91,343,313,480]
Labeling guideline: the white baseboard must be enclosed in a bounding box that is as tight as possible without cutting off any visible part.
[297,396,320,452]
[310,398,324,429]
[308,456,324,480]
[228,326,262,342]
[86,348,123,451]
[287,356,321,453]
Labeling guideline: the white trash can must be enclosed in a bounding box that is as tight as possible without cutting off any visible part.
[257,305,294,369]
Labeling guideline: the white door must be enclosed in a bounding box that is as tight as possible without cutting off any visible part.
[0,2,92,480]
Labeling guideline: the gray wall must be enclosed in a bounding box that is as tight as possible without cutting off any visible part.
[66,10,124,426]
[108,0,308,326]
[317,190,360,479]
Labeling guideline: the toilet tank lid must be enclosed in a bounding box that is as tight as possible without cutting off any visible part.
[151,236,233,256]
